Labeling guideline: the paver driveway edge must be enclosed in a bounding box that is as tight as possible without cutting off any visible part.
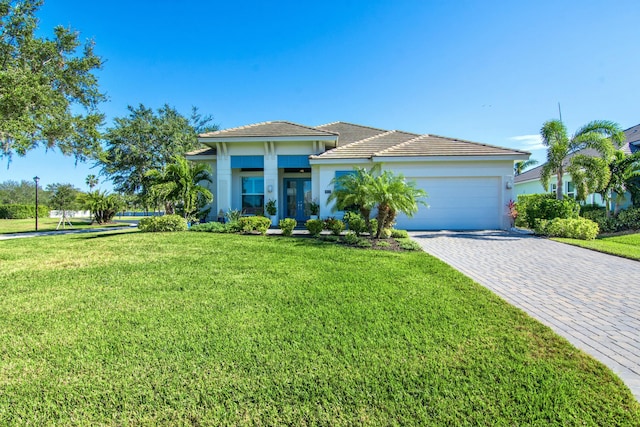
[409,230,640,401]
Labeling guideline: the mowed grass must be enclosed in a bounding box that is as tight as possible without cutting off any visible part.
[0,217,133,234]
[554,232,640,261]
[1,232,638,425]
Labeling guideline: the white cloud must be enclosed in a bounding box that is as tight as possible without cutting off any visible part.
[508,134,545,151]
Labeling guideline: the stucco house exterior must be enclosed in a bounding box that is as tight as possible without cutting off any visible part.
[514,124,640,207]
[186,121,529,230]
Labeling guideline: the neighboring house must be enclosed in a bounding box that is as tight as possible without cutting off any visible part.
[514,124,640,207]
[186,121,529,230]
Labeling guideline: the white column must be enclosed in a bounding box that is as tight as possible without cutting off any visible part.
[217,151,232,216]
[264,143,279,225]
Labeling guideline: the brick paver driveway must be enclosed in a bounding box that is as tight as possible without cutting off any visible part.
[410,230,640,400]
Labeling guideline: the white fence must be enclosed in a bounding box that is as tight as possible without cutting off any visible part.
[49,210,91,218]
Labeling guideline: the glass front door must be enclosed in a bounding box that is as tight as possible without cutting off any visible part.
[283,178,312,222]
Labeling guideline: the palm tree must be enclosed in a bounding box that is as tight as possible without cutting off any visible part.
[514,159,538,175]
[328,166,378,233]
[540,119,624,200]
[146,156,213,220]
[85,174,99,191]
[370,170,428,238]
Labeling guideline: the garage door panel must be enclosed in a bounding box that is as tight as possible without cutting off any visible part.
[395,177,501,230]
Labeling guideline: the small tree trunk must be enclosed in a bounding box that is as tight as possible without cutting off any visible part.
[556,171,564,200]
[376,204,389,238]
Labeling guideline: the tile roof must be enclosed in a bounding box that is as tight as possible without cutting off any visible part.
[374,134,529,158]
[185,147,216,156]
[315,122,388,146]
[515,123,640,183]
[198,120,338,138]
[311,130,419,159]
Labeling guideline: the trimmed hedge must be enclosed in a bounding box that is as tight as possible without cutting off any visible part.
[190,222,232,233]
[0,204,50,219]
[238,216,271,235]
[305,219,324,237]
[535,217,599,240]
[138,215,188,232]
[515,194,580,228]
[278,218,297,236]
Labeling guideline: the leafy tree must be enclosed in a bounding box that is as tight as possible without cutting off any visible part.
[77,190,124,224]
[46,183,80,225]
[514,159,538,175]
[370,170,428,238]
[98,104,217,197]
[85,174,98,191]
[0,179,50,205]
[0,0,105,162]
[146,156,213,221]
[540,120,624,200]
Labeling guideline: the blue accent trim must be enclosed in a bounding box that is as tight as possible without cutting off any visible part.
[277,155,310,168]
[231,155,264,169]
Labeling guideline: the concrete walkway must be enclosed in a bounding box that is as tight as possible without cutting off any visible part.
[410,230,640,400]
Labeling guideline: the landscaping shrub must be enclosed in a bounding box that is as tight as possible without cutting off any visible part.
[580,209,620,233]
[320,235,340,242]
[390,229,409,238]
[325,218,345,236]
[376,241,391,248]
[305,219,324,237]
[618,207,640,230]
[369,218,378,235]
[225,209,242,223]
[378,228,392,239]
[343,212,366,236]
[356,238,372,248]
[238,216,271,235]
[190,222,231,233]
[138,215,187,232]
[397,238,422,251]
[279,218,297,236]
[0,204,49,219]
[535,217,599,240]
[343,231,358,245]
[516,194,580,228]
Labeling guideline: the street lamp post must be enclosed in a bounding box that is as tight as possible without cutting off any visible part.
[33,176,40,231]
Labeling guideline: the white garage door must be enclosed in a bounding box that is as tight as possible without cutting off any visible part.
[395,177,501,230]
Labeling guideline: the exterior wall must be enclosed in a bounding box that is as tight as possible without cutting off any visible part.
[514,175,611,207]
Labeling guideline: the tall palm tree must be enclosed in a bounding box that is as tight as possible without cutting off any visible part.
[85,174,99,191]
[328,165,378,233]
[146,156,213,220]
[514,159,538,175]
[370,170,428,238]
[540,119,624,200]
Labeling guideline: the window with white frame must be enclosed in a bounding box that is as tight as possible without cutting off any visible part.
[241,176,264,215]
[549,183,557,194]
[567,182,575,198]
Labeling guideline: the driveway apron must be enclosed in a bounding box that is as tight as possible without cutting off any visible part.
[410,230,640,401]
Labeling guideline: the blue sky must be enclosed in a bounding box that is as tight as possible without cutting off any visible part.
[3,0,639,191]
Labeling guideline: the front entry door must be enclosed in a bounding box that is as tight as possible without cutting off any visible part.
[283,178,312,222]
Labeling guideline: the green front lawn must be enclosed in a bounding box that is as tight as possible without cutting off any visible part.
[0,217,133,234]
[554,232,640,261]
[1,233,638,425]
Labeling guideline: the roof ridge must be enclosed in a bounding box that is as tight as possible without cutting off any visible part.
[199,120,338,137]
[199,120,275,137]
[374,133,428,156]
[313,130,395,157]
[278,120,339,136]
[316,121,390,133]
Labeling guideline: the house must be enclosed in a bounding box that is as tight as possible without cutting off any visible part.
[514,124,640,207]
[186,121,529,230]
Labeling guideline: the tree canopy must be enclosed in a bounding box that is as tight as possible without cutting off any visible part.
[98,104,217,197]
[539,119,624,200]
[0,179,50,205]
[0,0,105,162]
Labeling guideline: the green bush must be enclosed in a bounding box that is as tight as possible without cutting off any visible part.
[343,212,366,236]
[190,222,231,233]
[618,207,640,230]
[580,209,620,233]
[378,228,392,239]
[138,215,188,232]
[320,235,340,242]
[238,216,271,235]
[516,194,580,228]
[390,229,409,238]
[356,238,372,248]
[376,241,391,248]
[325,218,345,236]
[343,231,359,245]
[369,219,378,236]
[397,238,422,251]
[305,219,324,237]
[279,218,297,236]
[0,204,50,219]
[535,217,599,240]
